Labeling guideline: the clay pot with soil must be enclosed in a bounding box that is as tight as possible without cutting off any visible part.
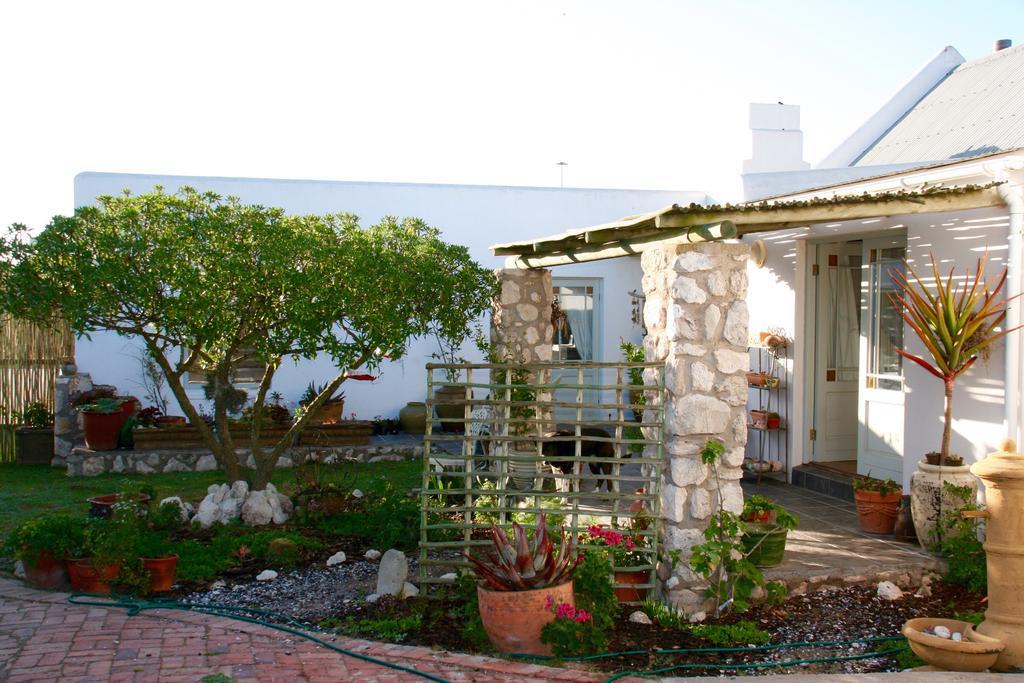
[853,477,902,534]
[67,559,120,593]
[142,555,178,593]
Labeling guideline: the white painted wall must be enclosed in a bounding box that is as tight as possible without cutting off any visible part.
[742,103,809,175]
[72,172,706,419]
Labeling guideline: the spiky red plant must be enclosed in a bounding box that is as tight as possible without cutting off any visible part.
[465,512,581,591]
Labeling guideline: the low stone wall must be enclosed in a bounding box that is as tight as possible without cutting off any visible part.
[66,442,429,477]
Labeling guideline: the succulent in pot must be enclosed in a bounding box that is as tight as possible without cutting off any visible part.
[465,513,581,655]
[766,412,782,429]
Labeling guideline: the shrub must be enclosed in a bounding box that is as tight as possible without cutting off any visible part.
[3,515,85,565]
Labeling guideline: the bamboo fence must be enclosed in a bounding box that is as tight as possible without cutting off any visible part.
[0,315,74,462]
[419,360,666,600]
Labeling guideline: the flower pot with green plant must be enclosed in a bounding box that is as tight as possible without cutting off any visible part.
[2,515,85,589]
[69,496,150,594]
[890,253,1019,549]
[766,412,782,430]
[584,524,651,602]
[299,382,345,424]
[14,401,54,465]
[740,495,798,567]
[78,395,133,451]
[465,512,581,655]
[853,477,903,534]
[134,531,178,594]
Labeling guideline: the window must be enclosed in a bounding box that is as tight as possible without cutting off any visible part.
[551,283,595,361]
[866,247,905,391]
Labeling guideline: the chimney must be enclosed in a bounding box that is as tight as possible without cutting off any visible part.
[742,103,811,174]
[995,39,1013,52]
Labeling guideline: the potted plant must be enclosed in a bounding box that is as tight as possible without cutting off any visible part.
[740,495,798,567]
[891,254,1019,548]
[78,396,133,451]
[584,525,651,602]
[853,476,903,534]
[14,402,54,465]
[465,513,581,655]
[766,412,781,430]
[299,382,345,424]
[750,409,769,429]
[2,515,85,589]
[70,495,150,593]
[135,531,178,594]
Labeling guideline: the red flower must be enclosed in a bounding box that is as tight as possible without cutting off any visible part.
[344,373,377,381]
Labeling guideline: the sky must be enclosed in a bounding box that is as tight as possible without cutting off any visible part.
[2,0,1023,231]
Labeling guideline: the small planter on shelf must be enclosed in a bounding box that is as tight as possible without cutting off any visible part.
[750,410,769,429]
[746,371,770,387]
[740,495,798,567]
[853,476,903,534]
[766,412,782,430]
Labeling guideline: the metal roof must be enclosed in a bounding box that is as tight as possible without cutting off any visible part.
[856,44,1024,166]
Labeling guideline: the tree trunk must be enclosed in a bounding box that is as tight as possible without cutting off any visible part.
[941,379,955,464]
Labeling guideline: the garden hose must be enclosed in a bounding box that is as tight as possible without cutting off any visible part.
[67,593,909,683]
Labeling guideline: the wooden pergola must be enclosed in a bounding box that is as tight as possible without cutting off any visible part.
[492,184,1003,268]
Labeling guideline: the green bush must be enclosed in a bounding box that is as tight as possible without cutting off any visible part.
[3,514,85,565]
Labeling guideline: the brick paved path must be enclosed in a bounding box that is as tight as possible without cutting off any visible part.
[0,579,619,682]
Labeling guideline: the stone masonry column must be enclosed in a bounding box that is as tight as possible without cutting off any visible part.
[641,242,750,612]
[53,364,91,468]
[490,268,554,363]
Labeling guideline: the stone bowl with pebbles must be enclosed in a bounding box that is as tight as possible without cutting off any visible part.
[902,617,1005,672]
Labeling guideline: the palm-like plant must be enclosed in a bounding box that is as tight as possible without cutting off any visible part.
[466,512,580,591]
[891,253,1021,464]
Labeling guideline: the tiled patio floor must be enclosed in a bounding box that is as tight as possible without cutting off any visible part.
[743,478,945,587]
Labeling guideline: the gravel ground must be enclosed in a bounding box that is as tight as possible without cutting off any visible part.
[181,556,425,625]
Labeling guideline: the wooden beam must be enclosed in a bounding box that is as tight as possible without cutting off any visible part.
[506,221,737,269]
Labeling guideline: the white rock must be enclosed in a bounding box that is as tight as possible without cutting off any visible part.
[195,454,217,472]
[210,580,227,590]
[241,490,276,526]
[365,549,382,561]
[704,306,721,340]
[877,580,904,601]
[714,348,749,375]
[723,302,749,347]
[352,489,364,498]
[690,362,715,392]
[952,632,962,642]
[230,480,250,500]
[914,585,932,598]
[365,593,380,603]
[159,496,192,522]
[668,394,731,436]
[665,576,680,590]
[672,276,707,304]
[400,582,420,599]
[256,570,278,582]
[326,551,347,567]
[629,610,652,625]
[933,625,951,639]
[688,611,707,624]
[674,251,713,273]
[689,488,713,520]
[13,560,25,579]
[438,572,458,582]
[376,549,408,596]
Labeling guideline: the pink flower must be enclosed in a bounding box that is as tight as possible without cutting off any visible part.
[575,609,592,623]
[544,595,554,610]
[555,602,577,620]
[625,537,635,550]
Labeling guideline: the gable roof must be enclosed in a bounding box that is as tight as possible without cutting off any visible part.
[855,44,1024,166]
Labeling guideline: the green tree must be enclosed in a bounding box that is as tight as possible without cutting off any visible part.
[0,187,496,487]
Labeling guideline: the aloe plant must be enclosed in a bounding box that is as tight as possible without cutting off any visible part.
[465,512,581,591]
[891,253,1021,463]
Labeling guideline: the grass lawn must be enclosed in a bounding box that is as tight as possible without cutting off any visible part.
[0,459,421,541]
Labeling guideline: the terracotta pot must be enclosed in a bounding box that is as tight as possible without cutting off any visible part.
[766,416,781,430]
[23,550,67,590]
[750,410,769,430]
[613,570,649,602]
[88,493,151,518]
[313,399,345,424]
[398,402,427,434]
[902,618,1004,672]
[66,559,119,593]
[853,489,902,534]
[82,410,125,451]
[910,460,978,551]
[154,415,187,427]
[745,372,769,387]
[142,555,178,593]
[434,385,471,433]
[14,426,54,465]
[477,581,573,655]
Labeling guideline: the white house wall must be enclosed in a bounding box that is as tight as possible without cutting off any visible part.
[72,172,703,419]
[745,205,1012,490]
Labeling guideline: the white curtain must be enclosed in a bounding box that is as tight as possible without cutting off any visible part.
[565,307,593,360]
[831,264,860,379]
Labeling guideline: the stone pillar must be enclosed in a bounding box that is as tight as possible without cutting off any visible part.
[490,268,554,363]
[641,241,750,612]
[53,364,91,468]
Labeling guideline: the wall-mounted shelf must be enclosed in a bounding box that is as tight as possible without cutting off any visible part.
[744,344,789,482]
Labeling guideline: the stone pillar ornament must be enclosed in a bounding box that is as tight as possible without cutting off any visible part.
[490,268,554,363]
[971,439,1024,672]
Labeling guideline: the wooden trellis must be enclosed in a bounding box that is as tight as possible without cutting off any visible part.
[0,315,74,462]
[419,360,665,600]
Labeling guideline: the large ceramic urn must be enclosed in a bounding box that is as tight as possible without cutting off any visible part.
[971,439,1024,672]
[910,459,978,550]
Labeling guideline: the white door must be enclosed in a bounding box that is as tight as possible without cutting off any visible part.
[856,237,906,483]
[811,242,862,463]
